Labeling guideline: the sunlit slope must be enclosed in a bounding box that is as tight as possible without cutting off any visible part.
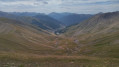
[63,11,119,58]
[0,18,58,55]
[0,17,79,55]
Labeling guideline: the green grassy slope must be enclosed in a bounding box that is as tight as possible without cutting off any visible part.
[63,11,119,58]
[0,18,57,55]
[0,17,79,55]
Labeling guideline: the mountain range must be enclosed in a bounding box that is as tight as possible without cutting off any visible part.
[0,11,119,67]
[49,12,93,26]
[0,11,63,32]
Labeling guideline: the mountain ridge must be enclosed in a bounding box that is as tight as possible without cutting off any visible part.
[62,11,119,58]
[49,12,93,26]
[0,11,64,32]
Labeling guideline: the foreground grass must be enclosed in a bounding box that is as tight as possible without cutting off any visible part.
[0,52,119,67]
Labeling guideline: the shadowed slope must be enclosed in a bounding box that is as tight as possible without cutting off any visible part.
[0,11,64,31]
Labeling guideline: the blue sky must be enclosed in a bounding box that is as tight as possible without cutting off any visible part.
[0,0,119,14]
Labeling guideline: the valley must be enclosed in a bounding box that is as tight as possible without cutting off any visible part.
[0,11,119,67]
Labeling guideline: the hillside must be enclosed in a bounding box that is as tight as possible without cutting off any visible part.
[34,14,64,31]
[63,11,119,58]
[0,17,53,54]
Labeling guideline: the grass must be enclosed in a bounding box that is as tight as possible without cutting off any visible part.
[0,52,119,67]
[0,27,119,67]
[76,32,119,59]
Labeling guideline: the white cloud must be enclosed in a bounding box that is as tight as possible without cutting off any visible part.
[0,0,119,14]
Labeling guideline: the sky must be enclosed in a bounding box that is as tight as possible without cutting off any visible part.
[0,0,119,14]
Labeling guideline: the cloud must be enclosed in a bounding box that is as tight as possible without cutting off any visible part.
[0,0,119,14]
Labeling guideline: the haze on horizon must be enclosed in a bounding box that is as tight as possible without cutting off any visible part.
[0,0,119,14]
